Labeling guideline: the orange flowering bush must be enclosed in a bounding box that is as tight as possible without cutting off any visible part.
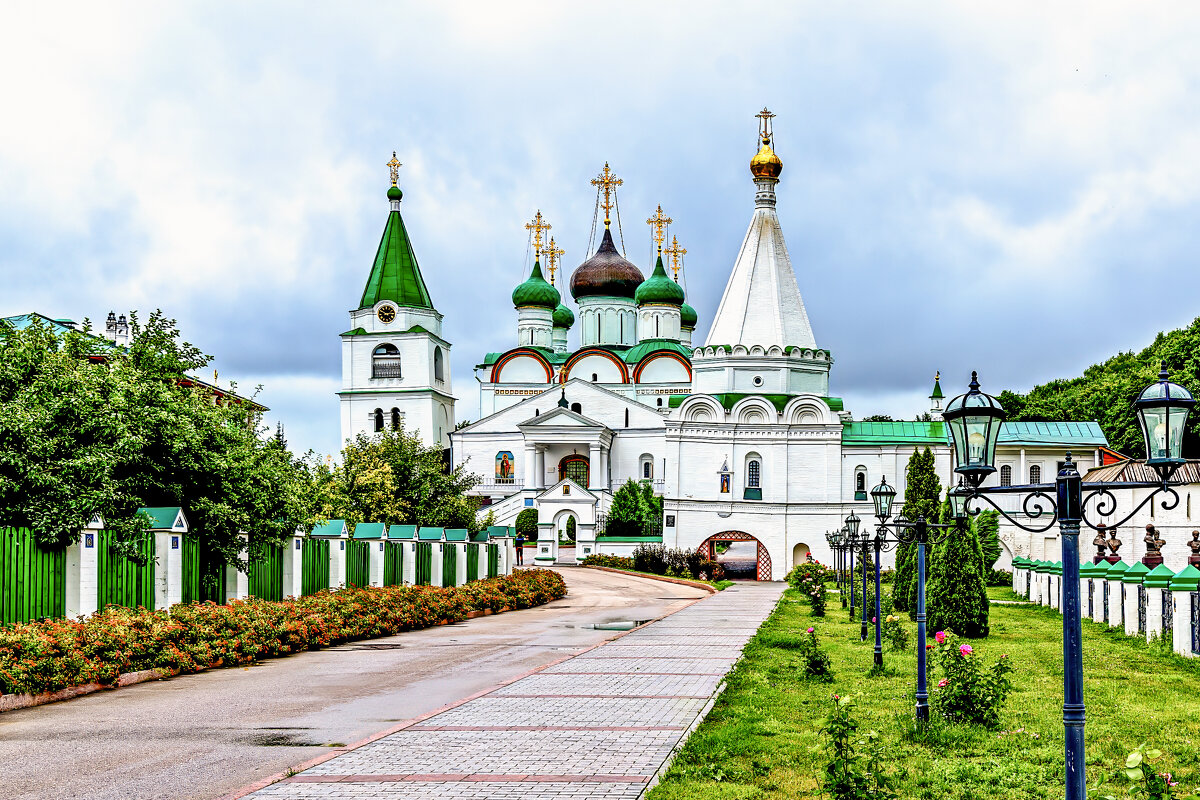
[0,569,565,696]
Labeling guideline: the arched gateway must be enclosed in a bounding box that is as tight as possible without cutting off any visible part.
[697,531,773,581]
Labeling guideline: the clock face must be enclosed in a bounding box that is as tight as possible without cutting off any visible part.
[377,305,396,324]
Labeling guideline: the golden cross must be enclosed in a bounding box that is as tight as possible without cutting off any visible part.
[544,236,565,285]
[664,234,687,281]
[646,205,672,254]
[755,107,776,144]
[525,210,552,258]
[590,162,622,228]
[386,151,402,186]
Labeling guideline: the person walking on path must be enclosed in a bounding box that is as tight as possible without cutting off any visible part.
[515,532,525,565]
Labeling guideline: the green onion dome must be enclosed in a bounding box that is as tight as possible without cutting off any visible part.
[511,261,560,310]
[552,302,574,328]
[680,301,698,329]
[387,185,403,201]
[634,254,686,307]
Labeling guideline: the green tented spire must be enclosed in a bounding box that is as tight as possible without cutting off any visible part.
[359,185,435,311]
[931,371,944,400]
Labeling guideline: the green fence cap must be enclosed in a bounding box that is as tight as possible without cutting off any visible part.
[1169,565,1200,591]
[353,522,386,540]
[312,519,347,538]
[1104,560,1130,579]
[1032,560,1050,572]
[387,524,416,540]
[1080,561,1108,579]
[1048,561,1063,575]
[1122,562,1151,583]
[1143,563,1176,588]
[443,529,469,542]
[418,527,445,541]
[138,507,188,532]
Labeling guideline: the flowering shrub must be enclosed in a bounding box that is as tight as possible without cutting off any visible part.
[581,554,634,570]
[588,548,722,581]
[787,563,830,616]
[0,570,566,696]
[929,630,1013,728]
[797,627,834,681]
[821,694,897,799]
[883,615,909,651]
[1094,744,1186,799]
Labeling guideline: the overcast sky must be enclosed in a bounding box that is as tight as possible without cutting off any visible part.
[4,3,1200,457]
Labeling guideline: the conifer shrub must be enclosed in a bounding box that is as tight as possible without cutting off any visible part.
[927,517,990,638]
[892,542,914,612]
[976,510,1002,572]
[929,630,1013,729]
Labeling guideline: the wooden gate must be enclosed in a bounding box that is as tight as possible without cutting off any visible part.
[442,544,457,587]
[487,543,499,578]
[697,531,773,581]
[249,544,284,601]
[0,527,66,623]
[97,530,155,610]
[466,543,480,583]
[384,542,404,586]
[301,538,330,596]
[346,539,371,588]
[415,542,433,586]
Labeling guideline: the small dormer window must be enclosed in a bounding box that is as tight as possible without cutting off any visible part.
[571,402,582,414]
[592,373,598,382]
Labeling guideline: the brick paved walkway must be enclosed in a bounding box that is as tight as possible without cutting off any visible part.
[242,581,782,799]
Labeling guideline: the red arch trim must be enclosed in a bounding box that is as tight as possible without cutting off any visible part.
[562,348,630,383]
[632,351,693,384]
[696,530,773,581]
[490,349,553,383]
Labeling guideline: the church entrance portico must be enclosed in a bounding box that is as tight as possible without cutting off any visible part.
[697,531,773,581]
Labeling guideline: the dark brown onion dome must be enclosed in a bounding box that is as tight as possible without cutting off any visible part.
[570,227,644,301]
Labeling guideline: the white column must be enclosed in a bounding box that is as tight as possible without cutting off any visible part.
[65,531,99,619]
[401,541,417,585]
[1146,588,1165,643]
[576,522,597,563]
[535,522,557,563]
[588,444,601,490]
[224,533,250,601]
[1107,578,1125,628]
[506,538,516,574]
[535,446,546,490]
[328,538,347,590]
[158,531,183,609]
[477,544,489,581]
[1124,583,1140,636]
[368,540,385,587]
[601,445,610,490]
[1172,588,1193,657]
[1092,579,1107,624]
[524,443,537,489]
[1019,449,1026,482]
[455,543,468,586]
[282,533,304,598]
[430,542,444,587]
[1079,577,1089,619]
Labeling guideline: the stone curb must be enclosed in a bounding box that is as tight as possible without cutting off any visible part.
[582,565,718,593]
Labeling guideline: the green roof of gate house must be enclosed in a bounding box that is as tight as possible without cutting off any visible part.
[842,420,946,446]
[1122,562,1150,584]
[486,525,515,538]
[359,186,435,311]
[1105,560,1130,580]
[138,507,187,531]
[1170,565,1200,591]
[312,519,347,537]
[387,524,416,540]
[353,522,386,540]
[417,527,444,541]
[1143,563,1175,588]
[443,529,469,542]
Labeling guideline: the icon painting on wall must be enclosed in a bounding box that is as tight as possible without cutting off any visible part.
[496,451,514,480]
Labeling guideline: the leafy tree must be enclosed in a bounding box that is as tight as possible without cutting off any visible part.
[639,480,663,530]
[514,508,539,538]
[927,514,990,638]
[862,414,894,422]
[606,479,646,537]
[976,510,1002,573]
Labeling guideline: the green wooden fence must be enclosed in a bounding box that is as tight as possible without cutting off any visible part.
[384,542,404,586]
[97,530,155,610]
[249,544,284,601]
[442,543,457,587]
[346,540,371,588]
[466,543,480,583]
[0,527,66,624]
[180,535,201,605]
[301,538,330,596]
[487,543,499,578]
[415,542,432,586]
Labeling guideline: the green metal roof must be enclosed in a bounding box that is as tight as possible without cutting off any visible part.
[417,527,444,541]
[137,507,185,530]
[931,376,944,399]
[1170,565,1200,591]
[387,524,416,540]
[443,528,469,542]
[312,519,347,537]
[667,393,845,413]
[621,339,692,364]
[359,189,435,311]
[999,421,1108,447]
[486,525,515,538]
[842,420,947,446]
[353,522,386,539]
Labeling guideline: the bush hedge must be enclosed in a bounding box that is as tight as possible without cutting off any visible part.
[581,548,724,581]
[0,570,566,696]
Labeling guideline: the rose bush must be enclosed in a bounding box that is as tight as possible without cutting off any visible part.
[786,563,830,616]
[929,630,1013,729]
[0,569,566,696]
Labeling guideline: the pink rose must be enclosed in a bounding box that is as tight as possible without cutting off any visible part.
[934,631,946,644]
[872,617,876,623]
[807,627,814,633]
[937,679,948,688]
[959,644,973,656]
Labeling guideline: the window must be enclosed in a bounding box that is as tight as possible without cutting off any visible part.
[657,397,663,407]
[854,469,867,501]
[390,408,401,430]
[624,409,629,427]
[560,455,589,486]
[1029,465,1041,484]
[434,348,445,382]
[372,344,402,379]
[643,462,651,478]
[571,402,582,413]
[1000,465,1012,487]
[373,408,384,432]
[591,373,598,382]
[748,460,761,488]
[639,454,654,482]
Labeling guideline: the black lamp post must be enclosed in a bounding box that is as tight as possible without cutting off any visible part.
[945,367,1192,800]
[824,529,839,588]
[844,510,868,641]
[845,524,855,619]
[868,475,967,717]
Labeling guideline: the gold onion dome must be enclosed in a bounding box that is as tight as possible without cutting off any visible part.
[512,260,560,310]
[750,137,783,179]
[570,227,644,300]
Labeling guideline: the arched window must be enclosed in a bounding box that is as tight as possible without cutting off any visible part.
[1029,465,1041,484]
[390,408,401,430]
[1000,464,1012,487]
[373,408,384,432]
[591,373,598,382]
[624,409,629,428]
[748,460,761,488]
[434,348,445,382]
[854,468,867,501]
[640,454,654,481]
[571,402,582,413]
[372,344,402,379]
[656,397,663,407]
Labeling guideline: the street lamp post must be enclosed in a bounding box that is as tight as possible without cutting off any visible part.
[844,511,868,641]
[867,476,967,718]
[944,368,1192,800]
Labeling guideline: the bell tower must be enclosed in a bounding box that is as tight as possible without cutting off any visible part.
[338,153,455,449]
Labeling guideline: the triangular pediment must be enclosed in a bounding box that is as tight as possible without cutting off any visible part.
[536,478,596,502]
[517,406,605,430]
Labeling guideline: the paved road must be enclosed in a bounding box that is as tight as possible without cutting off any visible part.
[245,582,785,799]
[0,568,707,800]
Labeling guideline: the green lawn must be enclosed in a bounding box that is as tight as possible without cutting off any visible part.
[647,587,1200,799]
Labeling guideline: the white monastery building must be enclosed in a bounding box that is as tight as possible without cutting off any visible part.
[344,114,1115,580]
